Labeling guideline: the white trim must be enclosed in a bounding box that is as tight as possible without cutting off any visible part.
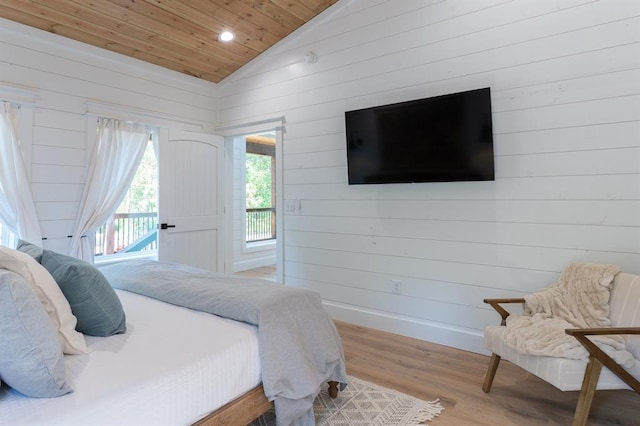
[323,301,488,355]
[243,239,276,254]
[274,128,284,284]
[216,116,286,136]
[233,254,277,273]
[240,145,248,255]
[0,82,36,106]
[86,101,204,131]
[223,137,234,275]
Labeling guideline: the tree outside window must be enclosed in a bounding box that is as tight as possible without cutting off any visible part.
[246,153,272,209]
[245,137,275,243]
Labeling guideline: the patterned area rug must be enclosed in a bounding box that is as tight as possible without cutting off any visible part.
[250,376,444,425]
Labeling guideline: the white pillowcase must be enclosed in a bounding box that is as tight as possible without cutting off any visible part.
[0,246,87,354]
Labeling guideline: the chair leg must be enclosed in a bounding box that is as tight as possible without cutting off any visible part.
[482,353,501,393]
[572,356,603,426]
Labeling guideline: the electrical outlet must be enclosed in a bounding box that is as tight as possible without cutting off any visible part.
[391,279,402,295]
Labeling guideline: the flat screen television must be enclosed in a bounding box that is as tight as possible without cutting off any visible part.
[345,87,495,184]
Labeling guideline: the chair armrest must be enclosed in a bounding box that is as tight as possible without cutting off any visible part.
[565,327,640,394]
[566,327,640,337]
[483,298,525,325]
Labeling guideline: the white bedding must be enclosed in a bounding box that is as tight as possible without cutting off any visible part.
[0,290,262,426]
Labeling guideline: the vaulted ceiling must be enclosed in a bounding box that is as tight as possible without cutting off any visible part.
[0,0,338,83]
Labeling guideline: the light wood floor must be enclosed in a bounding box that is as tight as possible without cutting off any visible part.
[336,321,639,426]
[235,265,277,282]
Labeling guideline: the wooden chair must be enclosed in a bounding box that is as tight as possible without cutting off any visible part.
[482,273,640,426]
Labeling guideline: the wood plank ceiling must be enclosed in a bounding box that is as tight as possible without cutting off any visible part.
[0,0,338,83]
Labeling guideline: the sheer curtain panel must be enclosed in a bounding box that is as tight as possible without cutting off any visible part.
[70,118,150,261]
[0,101,42,244]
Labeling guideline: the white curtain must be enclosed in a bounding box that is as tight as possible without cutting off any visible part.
[0,101,42,244]
[70,118,151,261]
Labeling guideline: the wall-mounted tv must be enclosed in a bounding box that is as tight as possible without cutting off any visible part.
[345,87,495,185]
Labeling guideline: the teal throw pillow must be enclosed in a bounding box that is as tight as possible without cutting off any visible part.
[40,250,126,337]
[16,239,44,262]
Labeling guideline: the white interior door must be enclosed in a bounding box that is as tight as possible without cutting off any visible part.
[158,129,225,272]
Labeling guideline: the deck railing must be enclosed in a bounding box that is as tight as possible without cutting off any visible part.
[246,207,275,243]
[95,212,158,256]
[94,208,272,255]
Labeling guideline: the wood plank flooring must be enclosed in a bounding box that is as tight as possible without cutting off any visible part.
[336,321,639,426]
[235,265,277,282]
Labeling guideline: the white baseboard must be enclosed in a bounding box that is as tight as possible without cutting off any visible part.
[233,255,276,272]
[323,301,489,356]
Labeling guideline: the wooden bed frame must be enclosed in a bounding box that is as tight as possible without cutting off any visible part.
[193,381,339,425]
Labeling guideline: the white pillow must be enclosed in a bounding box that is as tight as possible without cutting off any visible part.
[0,246,87,354]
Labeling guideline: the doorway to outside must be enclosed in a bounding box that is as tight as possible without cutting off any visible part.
[230,131,277,280]
[93,128,225,273]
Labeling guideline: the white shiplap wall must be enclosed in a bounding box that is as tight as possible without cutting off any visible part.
[217,0,640,353]
[0,18,217,255]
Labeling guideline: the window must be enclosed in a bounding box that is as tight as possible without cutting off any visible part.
[94,136,158,258]
[0,221,16,247]
[245,135,275,243]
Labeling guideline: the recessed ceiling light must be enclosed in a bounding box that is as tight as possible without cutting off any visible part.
[219,31,235,42]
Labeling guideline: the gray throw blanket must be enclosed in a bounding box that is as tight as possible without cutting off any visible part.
[99,260,348,426]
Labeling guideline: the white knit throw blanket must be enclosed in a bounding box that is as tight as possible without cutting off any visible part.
[502,263,637,369]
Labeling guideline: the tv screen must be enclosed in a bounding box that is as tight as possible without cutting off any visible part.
[345,87,495,184]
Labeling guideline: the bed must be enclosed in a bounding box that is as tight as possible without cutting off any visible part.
[0,243,347,426]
